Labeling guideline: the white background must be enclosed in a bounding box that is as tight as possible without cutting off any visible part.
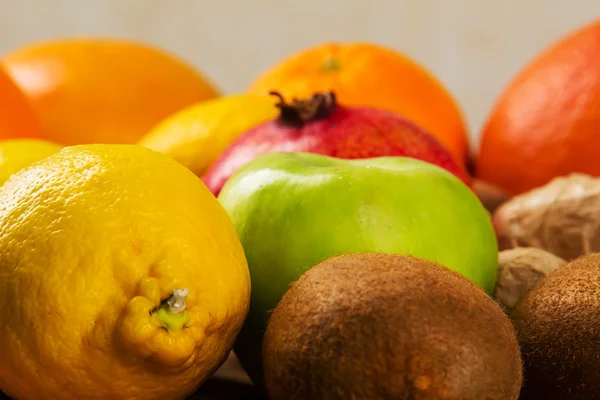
[1,0,599,146]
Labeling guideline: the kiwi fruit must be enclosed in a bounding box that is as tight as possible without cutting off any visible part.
[511,252,600,399]
[262,253,523,400]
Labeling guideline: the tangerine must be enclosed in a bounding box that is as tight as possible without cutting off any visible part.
[0,66,41,139]
[247,42,470,165]
[476,19,600,195]
[1,37,220,145]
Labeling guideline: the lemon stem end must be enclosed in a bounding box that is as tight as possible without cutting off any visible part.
[152,288,190,332]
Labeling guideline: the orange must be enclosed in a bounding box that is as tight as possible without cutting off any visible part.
[1,37,220,145]
[476,19,600,195]
[0,66,41,139]
[247,42,470,165]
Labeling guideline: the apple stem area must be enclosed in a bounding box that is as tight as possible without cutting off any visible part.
[151,288,190,332]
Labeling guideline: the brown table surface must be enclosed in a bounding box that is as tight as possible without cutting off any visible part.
[187,353,267,399]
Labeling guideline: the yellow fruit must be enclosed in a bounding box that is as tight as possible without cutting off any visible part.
[138,93,279,176]
[0,138,62,185]
[0,144,251,400]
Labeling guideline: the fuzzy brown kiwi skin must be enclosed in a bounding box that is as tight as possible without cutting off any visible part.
[510,253,600,400]
[262,253,523,400]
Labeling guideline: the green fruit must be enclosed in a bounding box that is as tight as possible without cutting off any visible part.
[217,152,498,386]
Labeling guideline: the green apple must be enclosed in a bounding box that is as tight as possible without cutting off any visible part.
[217,151,498,386]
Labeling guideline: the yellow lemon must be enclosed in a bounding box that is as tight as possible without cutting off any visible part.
[0,144,250,400]
[0,139,62,184]
[138,93,278,176]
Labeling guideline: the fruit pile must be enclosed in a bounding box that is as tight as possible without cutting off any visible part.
[1,18,600,400]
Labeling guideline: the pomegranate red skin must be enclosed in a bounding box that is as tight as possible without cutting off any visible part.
[202,104,471,196]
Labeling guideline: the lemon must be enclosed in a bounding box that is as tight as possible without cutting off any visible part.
[0,144,251,400]
[138,93,278,176]
[0,139,62,185]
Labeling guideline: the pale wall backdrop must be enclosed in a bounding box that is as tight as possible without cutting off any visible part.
[1,0,599,147]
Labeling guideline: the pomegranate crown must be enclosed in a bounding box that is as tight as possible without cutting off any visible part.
[269,91,338,127]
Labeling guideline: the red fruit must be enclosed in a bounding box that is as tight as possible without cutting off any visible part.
[202,92,471,196]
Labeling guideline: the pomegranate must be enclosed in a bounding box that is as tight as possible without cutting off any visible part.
[202,92,471,196]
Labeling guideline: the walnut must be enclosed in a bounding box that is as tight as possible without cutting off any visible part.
[494,247,567,311]
[493,173,600,261]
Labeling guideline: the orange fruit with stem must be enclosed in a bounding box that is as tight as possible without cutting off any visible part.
[1,37,220,145]
[476,19,600,195]
[247,42,470,165]
[0,66,41,139]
